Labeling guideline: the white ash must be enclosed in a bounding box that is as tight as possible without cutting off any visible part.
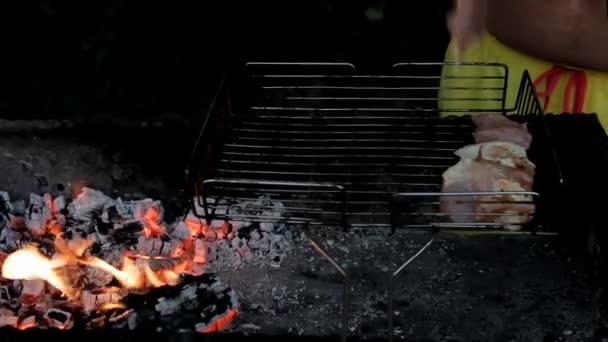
[25,193,52,236]
[44,308,74,329]
[171,222,192,242]
[20,279,46,305]
[81,291,124,314]
[0,228,23,251]
[101,197,163,224]
[203,222,298,272]
[68,187,114,222]
[52,196,66,215]
[84,266,114,287]
[135,236,181,257]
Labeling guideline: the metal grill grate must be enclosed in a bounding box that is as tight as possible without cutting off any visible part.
[186,62,554,231]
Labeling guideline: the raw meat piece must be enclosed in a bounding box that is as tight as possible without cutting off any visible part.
[471,114,533,149]
[454,141,536,175]
[440,159,535,228]
[471,114,525,130]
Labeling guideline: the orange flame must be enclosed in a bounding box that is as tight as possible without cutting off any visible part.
[100,303,126,311]
[1,246,74,298]
[81,255,184,289]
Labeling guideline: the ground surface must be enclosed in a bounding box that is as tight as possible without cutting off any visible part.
[222,227,596,341]
[0,118,600,341]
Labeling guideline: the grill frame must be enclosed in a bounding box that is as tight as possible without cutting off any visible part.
[185,62,560,232]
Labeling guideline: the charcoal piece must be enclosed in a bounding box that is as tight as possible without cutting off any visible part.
[44,308,74,329]
[68,188,114,222]
[120,274,239,333]
[0,307,18,328]
[0,192,13,215]
[101,205,121,224]
[81,291,124,314]
[25,193,51,236]
[136,236,180,257]
[0,286,10,302]
[111,220,144,242]
[20,279,46,305]
[134,257,182,272]
[170,222,192,242]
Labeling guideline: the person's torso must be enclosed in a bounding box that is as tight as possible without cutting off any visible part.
[486,0,608,68]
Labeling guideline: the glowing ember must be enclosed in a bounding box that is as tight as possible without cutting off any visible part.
[198,309,239,333]
[0,189,243,333]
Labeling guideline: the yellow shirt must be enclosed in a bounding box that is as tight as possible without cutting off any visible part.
[439,31,608,129]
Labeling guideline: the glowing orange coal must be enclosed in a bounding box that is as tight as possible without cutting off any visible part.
[198,308,239,333]
[141,207,166,237]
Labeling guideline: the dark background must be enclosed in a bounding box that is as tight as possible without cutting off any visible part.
[0,1,451,121]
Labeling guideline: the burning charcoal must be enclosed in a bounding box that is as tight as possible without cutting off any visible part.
[8,215,26,230]
[81,291,124,314]
[52,196,66,215]
[215,222,231,240]
[183,216,204,238]
[134,257,182,272]
[101,205,121,224]
[33,294,54,314]
[171,222,193,242]
[84,266,114,287]
[190,262,205,276]
[47,219,64,235]
[0,227,23,250]
[25,193,52,236]
[123,274,238,332]
[0,307,18,328]
[194,239,208,264]
[20,279,46,305]
[112,220,144,241]
[44,308,74,329]
[136,236,181,258]
[18,315,36,330]
[68,188,114,222]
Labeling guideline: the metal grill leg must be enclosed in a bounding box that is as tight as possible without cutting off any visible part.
[387,237,435,342]
[303,225,350,342]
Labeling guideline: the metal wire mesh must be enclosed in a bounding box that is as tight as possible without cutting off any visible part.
[187,62,553,231]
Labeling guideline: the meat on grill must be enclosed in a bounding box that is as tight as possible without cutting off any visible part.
[454,141,535,183]
[472,114,533,149]
[440,158,535,229]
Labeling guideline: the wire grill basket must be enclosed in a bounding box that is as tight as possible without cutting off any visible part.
[186,62,560,232]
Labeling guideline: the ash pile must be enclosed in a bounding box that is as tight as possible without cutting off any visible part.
[0,187,295,332]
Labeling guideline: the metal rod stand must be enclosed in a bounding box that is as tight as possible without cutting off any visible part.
[303,225,350,342]
[387,237,435,342]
